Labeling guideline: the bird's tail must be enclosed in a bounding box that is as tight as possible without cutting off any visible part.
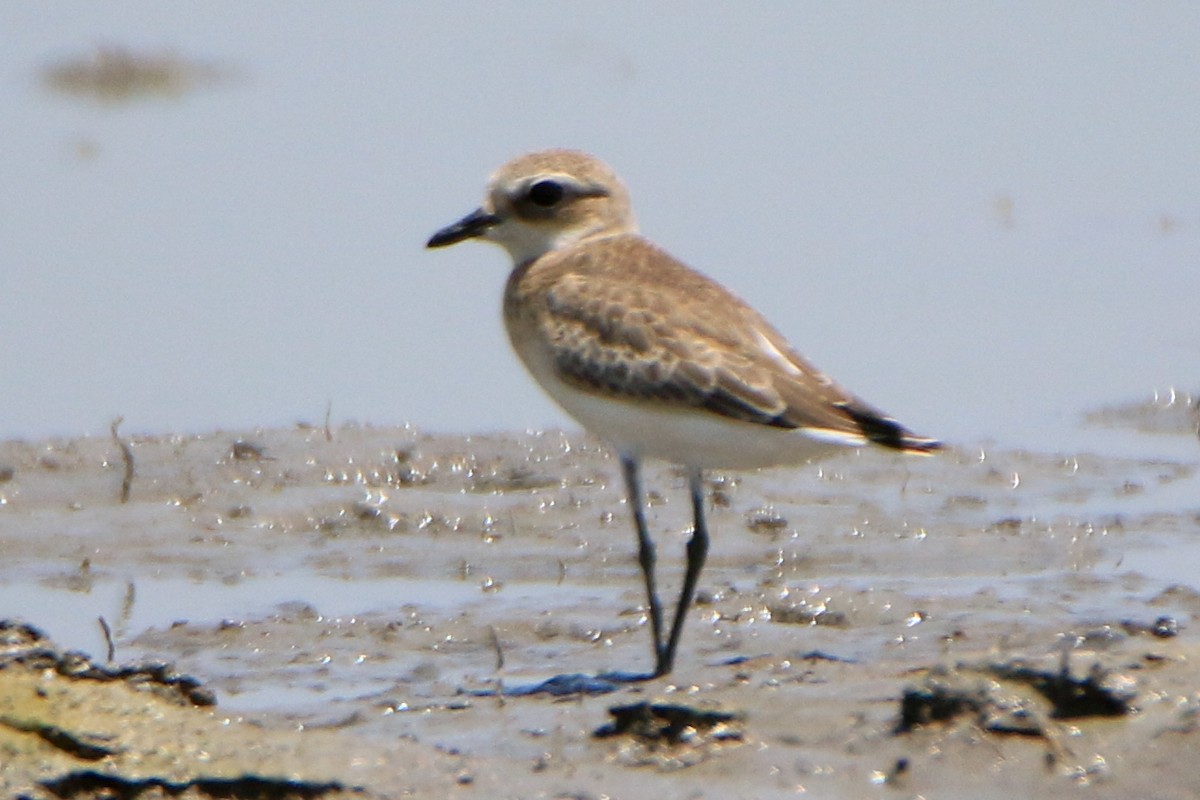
[842,403,942,454]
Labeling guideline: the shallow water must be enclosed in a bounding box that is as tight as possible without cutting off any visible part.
[0,402,1195,684]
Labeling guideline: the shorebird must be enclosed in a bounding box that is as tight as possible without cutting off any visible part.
[427,149,940,677]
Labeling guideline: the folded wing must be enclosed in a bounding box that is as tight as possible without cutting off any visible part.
[538,239,940,454]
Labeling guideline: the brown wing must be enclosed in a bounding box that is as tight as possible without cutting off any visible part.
[533,237,939,452]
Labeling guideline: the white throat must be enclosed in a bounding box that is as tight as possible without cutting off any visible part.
[486,219,608,265]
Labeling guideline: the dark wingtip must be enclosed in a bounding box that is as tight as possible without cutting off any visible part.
[842,404,942,455]
[898,434,943,455]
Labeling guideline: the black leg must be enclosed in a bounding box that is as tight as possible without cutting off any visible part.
[658,467,710,677]
[620,455,665,670]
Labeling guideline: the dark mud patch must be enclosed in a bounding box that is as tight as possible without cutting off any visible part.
[594,702,745,769]
[2,619,215,707]
[897,652,1137,738]
[40,771,349,800]
[595,701,743,744]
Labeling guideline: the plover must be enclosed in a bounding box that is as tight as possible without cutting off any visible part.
[427,149,940,677]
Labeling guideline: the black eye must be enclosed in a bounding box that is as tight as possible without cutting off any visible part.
[527,180,565,207]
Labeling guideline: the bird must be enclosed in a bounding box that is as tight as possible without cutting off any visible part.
[427,149,940,678]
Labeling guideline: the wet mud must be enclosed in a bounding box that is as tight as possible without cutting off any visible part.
[1,397,1198,797]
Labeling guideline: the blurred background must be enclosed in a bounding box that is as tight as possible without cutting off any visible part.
[2,3,1197,454]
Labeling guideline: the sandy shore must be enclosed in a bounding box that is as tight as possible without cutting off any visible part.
[1,408,1198,798]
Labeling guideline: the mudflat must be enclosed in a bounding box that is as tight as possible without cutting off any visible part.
[1,408,1198,798]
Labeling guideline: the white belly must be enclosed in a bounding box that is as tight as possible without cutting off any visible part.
[510,333,864,469]
[550,376,861,468]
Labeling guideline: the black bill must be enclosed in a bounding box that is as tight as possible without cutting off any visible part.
[426,208,500,248]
